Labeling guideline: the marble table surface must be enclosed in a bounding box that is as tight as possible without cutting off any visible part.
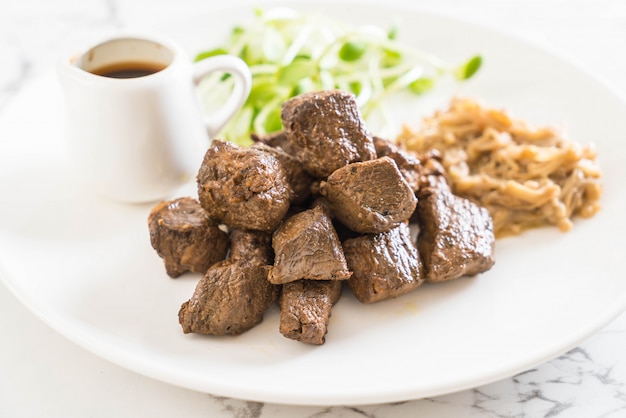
[1,0,625,417]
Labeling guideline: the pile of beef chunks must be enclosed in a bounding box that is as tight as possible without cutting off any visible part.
[148,90,495,345]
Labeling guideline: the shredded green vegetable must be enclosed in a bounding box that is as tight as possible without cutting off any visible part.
[195,8,482,146]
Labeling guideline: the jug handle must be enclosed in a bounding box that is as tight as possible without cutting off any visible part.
[192,55,252,139]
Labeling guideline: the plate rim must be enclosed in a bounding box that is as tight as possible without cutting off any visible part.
[1,1,626,406]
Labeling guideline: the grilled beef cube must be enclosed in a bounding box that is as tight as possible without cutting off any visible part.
[269,206,351,285]
[251,130,297,156]
[310,197,360,241]
[343,223,424,303]
[252,143,313,205]
[178,260,277,336]
[279,279,342,345]
[416,178,495,282]
[148,197,228,278]
[229,229,274,266]
[281,90,377,178]
[197,139,291,232]
[320,157,417,233]
[373,136,422,193]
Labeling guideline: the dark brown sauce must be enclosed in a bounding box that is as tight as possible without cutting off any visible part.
[91,61,167,79]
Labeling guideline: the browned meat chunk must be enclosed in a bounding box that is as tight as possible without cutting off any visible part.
[196,139,291,232]
[279,280,342,345]
[416,178,495,282]
[229,228,273,266]
[251,130,297,156]
[320,157,417,233]
[178,260,278,336]
[148,197,229,278]
[269,206,351,285]
[373,136,423,193]
[343,223,424,303]
[252,143,313,205]
[281,90,377,178]
[179,225,278,336]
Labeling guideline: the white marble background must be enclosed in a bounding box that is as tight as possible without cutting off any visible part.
[1,0,626,417]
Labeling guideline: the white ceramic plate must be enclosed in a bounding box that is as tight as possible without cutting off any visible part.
[1,1,626,406]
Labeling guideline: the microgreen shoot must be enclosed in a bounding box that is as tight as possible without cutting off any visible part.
[195,8,482,146]
[455,55,483,80]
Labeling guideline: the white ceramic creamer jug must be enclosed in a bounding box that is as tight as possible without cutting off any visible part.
[58,33,251,203]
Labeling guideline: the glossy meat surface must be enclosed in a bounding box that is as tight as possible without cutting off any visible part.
[343,223,423,303]
[417,178,495,282]
[373,136,423,193]
[320,157,417,233]
[148,197,229,278]
[279,279,342,345]
[178,260,277,335]
[252,142,313,205]
[269,206,351,284]
[281,90,377,178]
[196,139,291,232]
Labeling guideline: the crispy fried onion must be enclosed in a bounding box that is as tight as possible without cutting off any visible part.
[397,97,602,236]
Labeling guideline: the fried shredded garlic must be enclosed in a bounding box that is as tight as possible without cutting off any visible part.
[397,97,602,237]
